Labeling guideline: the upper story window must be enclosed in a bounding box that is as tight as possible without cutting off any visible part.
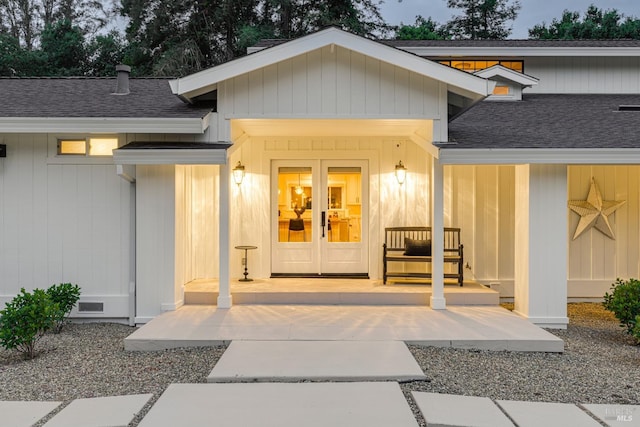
[58,137,118,156]
[439,60,524,74]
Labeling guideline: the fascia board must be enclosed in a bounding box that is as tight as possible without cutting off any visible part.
[438,148,640,165]
[0,118,207,134]
[113,148,227,165]
[171,27,491,101]
[400,46,640,57]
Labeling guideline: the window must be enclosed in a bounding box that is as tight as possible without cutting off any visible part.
[58,137,118,156]
[492,85,510,95]
[439,60,524,74]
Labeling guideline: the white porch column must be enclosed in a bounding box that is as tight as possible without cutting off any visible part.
[514,164,568,328]
[430,157,446,309]
[217,162,232,308]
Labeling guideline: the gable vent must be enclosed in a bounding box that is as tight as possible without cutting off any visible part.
[618,105,640,111]
[78,302,104,313]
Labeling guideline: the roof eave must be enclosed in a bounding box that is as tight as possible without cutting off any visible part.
[402,46,640,57]
[0,116,211,134]
[113,148,227,165]
[438,147,640,165]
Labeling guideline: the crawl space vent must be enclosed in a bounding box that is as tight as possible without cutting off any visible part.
[78,302,104,313]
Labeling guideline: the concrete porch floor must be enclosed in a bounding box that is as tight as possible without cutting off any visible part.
[124,305,564,352]
[184,278,499,306]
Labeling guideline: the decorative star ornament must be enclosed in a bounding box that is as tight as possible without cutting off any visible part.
[568,178,626,240]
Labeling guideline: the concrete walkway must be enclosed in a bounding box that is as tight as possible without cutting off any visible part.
[124,305,563,352]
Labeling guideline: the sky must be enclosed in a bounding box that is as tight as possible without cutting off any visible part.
[379,0,640,39]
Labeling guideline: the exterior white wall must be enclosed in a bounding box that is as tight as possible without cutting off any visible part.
[135,165,178,322]
[445,165,515,293]
[0,134,132,318]
[214,45,445,142]
[526,56,640,94]
[568,165,640,297]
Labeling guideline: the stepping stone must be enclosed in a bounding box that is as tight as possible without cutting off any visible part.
[582,404,640,426]
[412,392,514,427]
[44,394,153,427]
[138,382,419,427]
[497,400,601,427]
[0,401,61,427]
[207,340,426,382]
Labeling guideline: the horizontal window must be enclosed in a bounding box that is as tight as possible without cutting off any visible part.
[439,60,524,74]
[58,137,118,156]
[492,85,511,95]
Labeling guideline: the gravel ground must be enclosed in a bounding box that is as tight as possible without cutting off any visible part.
[0,303,638,426]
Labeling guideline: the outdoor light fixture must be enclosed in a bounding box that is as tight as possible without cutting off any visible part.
[232,161,245,185]
[395,161,407,185]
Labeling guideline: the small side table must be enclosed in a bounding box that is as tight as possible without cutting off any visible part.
[235,245,257,282]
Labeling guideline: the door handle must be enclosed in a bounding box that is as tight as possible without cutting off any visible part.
[321,211,326,238]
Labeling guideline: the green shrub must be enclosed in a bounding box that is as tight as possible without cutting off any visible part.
[46,283,81,333]
[603,278,640,335]
[0,288,58,359]
[632,316,640,342]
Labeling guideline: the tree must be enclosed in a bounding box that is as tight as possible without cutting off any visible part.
[529,5,640,39]
[0,0,109,49]
[395,15,448,40]
[85,30,126,76]
[40,19,86,75]
[446,0,520,39]
[119,0,389,76]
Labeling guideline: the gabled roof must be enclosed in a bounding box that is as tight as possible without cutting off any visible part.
[169,27,493,103]
[0,78,213,133]
[441,94,640,164]
[473,65,539,87]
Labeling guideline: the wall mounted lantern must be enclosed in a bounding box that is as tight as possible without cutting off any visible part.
[232,161,245,185]
[395,160,407,185]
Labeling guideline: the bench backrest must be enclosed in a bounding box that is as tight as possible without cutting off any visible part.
[384,227,462,252]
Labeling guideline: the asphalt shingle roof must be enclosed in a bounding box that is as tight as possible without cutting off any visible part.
[0,78,211,119]
[447,94,640,149]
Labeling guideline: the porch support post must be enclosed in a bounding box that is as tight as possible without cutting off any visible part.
[218,162,232,308]
[514,164,568,328]
[430,157,446,310]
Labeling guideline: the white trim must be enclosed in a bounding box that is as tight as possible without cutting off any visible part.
[0,117,209,134]
[113,148,227,165]
[518,314,569,329]
[170,27,492,102]
[438,148,640,165]
[161,300,184,311]
[397,46,640,57]
[134,316,154,324]
[474,65,539,87]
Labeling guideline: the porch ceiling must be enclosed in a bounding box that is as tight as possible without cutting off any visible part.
[232,118,432,138]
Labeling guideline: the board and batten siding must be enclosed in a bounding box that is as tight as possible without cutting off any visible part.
[217,45,444,120]
[568,165,640,297]
[526,56,640,94]
[0,134,132,318]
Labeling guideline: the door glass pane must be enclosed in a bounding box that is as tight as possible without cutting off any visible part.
[277,167,312,242]
[327,167,361,242]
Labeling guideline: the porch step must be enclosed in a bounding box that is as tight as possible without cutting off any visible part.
[207,340,426,382]
[184,280,499,306]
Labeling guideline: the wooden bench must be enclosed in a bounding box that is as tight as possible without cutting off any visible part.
[383,227,464,286]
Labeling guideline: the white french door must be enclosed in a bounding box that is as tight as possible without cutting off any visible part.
[271,159,368,275]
